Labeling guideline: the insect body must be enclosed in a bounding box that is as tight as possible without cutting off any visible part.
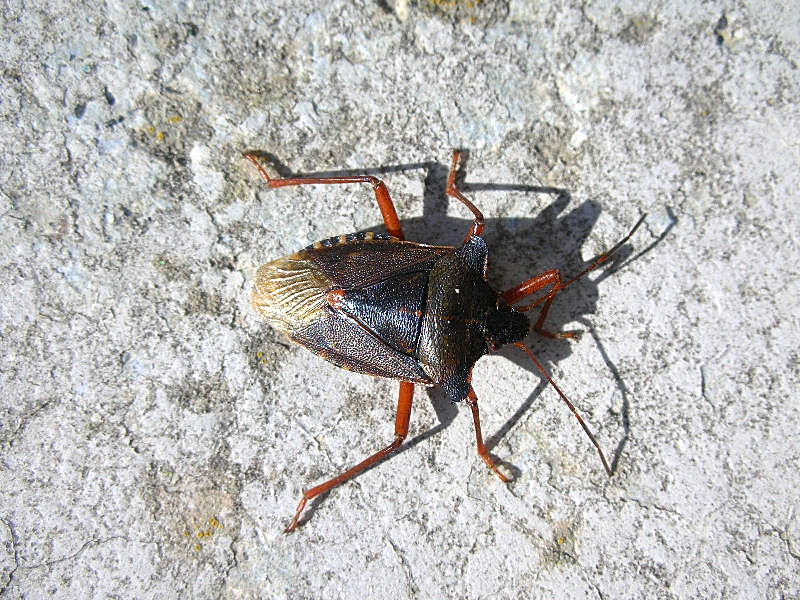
[253,231,529,403]
[246,151,645,532]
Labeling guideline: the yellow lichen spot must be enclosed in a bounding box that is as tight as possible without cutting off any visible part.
[194,543,202,551]
[146,125,156,134]
[168,115,183,124]
[210,517,221,528]
[157,131,166,141]
[256,352,263,359]
[557,536,566,544]
[184,529,191,537]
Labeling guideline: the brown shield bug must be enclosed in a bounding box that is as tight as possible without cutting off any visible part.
[245,150,645,532]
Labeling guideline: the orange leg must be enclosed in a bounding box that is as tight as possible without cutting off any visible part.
[501,215,648,339]
[447,150,485,239]
[244,152,405,240]
[284,381,415,533]
[501,269,579,340]
[466,387,511,482]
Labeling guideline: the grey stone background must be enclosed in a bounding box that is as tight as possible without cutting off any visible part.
[2,0,798,598]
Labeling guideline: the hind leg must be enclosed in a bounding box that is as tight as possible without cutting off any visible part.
[284,381,415,533]
[244,152,406,240]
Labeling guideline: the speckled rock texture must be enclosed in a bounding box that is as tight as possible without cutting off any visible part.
[1,1,798,598]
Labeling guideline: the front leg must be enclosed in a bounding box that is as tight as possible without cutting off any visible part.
[501,270,580,339]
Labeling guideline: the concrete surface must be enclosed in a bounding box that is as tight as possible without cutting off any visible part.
[2,0,798,598]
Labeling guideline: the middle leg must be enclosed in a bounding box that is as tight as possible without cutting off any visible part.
[466,386,511,482]
[447,150,485,239]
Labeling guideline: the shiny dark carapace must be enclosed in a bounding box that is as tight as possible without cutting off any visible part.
[252,231,529,403]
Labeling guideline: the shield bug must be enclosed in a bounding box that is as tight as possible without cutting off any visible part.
[246,150,645,532]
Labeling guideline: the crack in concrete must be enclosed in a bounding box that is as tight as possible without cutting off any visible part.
[7,533,157,574]
[387,537,419,597]
[0,517,20,598]
[699,364,716,413]
[217,526,242,595]
[622,496,684,520]
[2,396,55,449]
[588,578,608,600]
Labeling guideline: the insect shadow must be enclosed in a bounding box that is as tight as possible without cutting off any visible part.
[259,151,673,480]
